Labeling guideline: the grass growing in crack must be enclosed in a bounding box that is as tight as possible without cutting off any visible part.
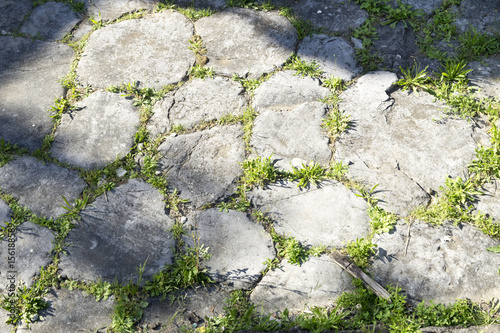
[397,62,430,94]
[0,138,28,167]
[322,107,352,142]
[355,48,384,72]
[368,206,398,234]
[283,55,323,78]
[189,64,215,79]
[352,19,379,47]
[297,306,348,333]
[279,7,318,40]
[345,238,376,269]
[458,26,500,61]
[383,0,423,29]
[272,232,308,265]
[32,0,85,12]
[322,76,346,92]
[240,155,280,189]
[290,162,327,188]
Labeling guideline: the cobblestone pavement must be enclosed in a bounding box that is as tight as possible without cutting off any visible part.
[1,0,500,332]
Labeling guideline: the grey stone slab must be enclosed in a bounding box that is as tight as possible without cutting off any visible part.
[253,70,330,111]
[140,286,229,331]
[476,181,500,224]
[80,0,158,22]
[469,55,500,100]
[18,288,114,332]
[373,22,420,71]
[147,77,247,137]
[297,35,362,81]
[20,2,81,41]
[291,0,368,34]
[0,156,86,219]
[249,181,370,247]
[0,0,32,33]
[250,102,332,171]
[0,37,74,151]
[173,0,226,10]
[370,221,500,305]
[421,325,500,333]
[455,0,500,34]
[50,90,140,170]
[59,179,175,284]
[0,199,12,225]
[76,11,194,89]
[195,8,297,78]
[0,222,55,294]
[187,209,275,289]
[250,255,353,313]
[387,0,441,15]
[158,125,245,208]
[334,72,489,215]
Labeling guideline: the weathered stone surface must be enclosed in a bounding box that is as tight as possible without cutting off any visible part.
[0,156,86,219]
[0,199,11,224]
[77,11,194,89]
[0,307,13,333]
[0,0,32,33]
[297,35,361,81]
[476,181,500,224]
[370,221,500,304]
[387,0,441,14]
[249,181,370,247]
[0,222,55,294]
[19,288,114,332]
[51,90,140,170]
[195,8,297,78]
[334,72,488,215]
[59,179,175,284]
[80,0,157,22]
[147,77,247,137]
[373,22,420,71]
[469,55,500,100]
[251,102,331,171]
[20,2,81,40]
[158,125,245,207]
[253,70,330,111]
[291,0,368,34]
[0,37,74,151]
[187,209,274,289]
[250,255,353,313]
[174,0,226,10]
[141,286,229,331]
[421,325,500,333]
[455,0,500,34]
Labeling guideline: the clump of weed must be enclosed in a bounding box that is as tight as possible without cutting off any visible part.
[345,238,376,269]
[283,54,323,78]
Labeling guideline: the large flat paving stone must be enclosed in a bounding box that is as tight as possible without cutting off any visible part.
[388,0,441,14]
[77,11,194,89]
[476,181,500,224]
[158,125,245,208]
[370,221,500,305]
[147,77,247,137]
[455,0,500,34]
[81,0,158,22]
[250,102,331,171]
[20,2,81,41]
[297,35,362,81]
[334,72,488,215]
[187,209,275,289]
[140,286,229,331]
[18,288,114,332]
[0,37,74,151]
[50,90,140,170]
[0,199,11,224]
[469,55,500,100]
[253,70,330,111]
[59,179,175,284]
[291,0,368,34]
[195,8,297,78]
[250,255,353,313]
[0,222,55,295]
[248,181,371,247]
[0,156,86,219]
[0,0,32,33]
[373,22,420,71]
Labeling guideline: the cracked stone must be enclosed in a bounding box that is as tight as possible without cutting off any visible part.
[59,179,175,284]
[0,0,32,33]
[248,180,371,247]
[250,255,353,313]
[0,156,86,219]
[20,2,81,41]
[370,221,500,305]
[186,209,275,290]
[80,0,157,22]
[19,288,115,332]
[195,8,297,78]
[297,35,362,81]
[334,72,488,215]
[0,36,74,151]
[157,125,245,208]
[51,90,140,170]
[0,222,55,294]
[253,70,330,111]
[77,11,195,89]
[147,77,247,137]
[251,102,332,171]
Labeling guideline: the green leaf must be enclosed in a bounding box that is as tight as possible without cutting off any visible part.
[487,245,500,253]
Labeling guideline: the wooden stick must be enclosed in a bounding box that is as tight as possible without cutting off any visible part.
[330,251,392,302]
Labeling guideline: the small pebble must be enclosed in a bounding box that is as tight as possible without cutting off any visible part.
[317,10,322,14]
